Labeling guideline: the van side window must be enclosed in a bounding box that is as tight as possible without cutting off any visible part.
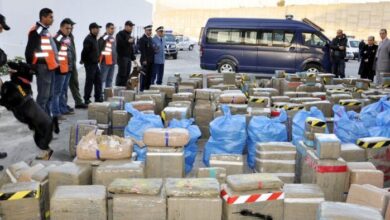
[206,29,241,44]
[243,31,257,45]
[259,32,273,46]
[272,31,294,47]
[302,32,326,47]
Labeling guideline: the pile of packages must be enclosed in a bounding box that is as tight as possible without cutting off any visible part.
[2,71,390,220]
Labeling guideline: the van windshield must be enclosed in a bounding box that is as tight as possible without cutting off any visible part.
[165,34,176,42]
[350,41,359,48]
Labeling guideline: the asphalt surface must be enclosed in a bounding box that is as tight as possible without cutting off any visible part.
[0,46,360,179]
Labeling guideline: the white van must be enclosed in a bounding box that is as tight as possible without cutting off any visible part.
[346,38,360,60]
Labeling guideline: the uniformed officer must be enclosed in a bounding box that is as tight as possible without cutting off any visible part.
[138,25,154,91]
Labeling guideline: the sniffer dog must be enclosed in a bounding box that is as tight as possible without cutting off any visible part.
[0,62,53,155]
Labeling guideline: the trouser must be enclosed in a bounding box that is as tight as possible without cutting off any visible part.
[115,57,132,87]
[100,63,115,88]
[36,64,55,115]
[151,63,164,85]
[61,73,71,112]
[140,63,153,91]
[68,63,84,106]
[332,58,345,78]
[375,71,384,85]
[84,64,102,102]
[51,72,66,117]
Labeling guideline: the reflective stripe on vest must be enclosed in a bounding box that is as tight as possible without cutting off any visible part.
[32,35,59,71]
[58,43,69,74]
[99,38,113,65]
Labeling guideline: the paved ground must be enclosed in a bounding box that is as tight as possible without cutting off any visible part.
[0,46,360,177]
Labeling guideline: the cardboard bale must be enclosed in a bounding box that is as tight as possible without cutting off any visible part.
[69,120,98,157]
[347,184,390,215]
[135,93,165,114]
[161,106,189,126]
[172,92,194,102]
[339,99,363,112]
[150,85,175,98]
[197,167,227,184]
[195,88,222,101]
[129,100,155,112]
[250,88,278,96]
[344,162,378,192]
[341,143,366,162]
[93,161,145,186]
[366,145,390,187]
[50,185,106,220]
[18,163,45,182]
[314,133,341,159]
[108,178,165,220]
[209,154,244,176]
[88,102,111,124]
[283,184,324,220]
[48,163,92,198]
[199,125,210,139]
[303,100,333,117]
[255,149,296,160]
[247,96,269,108]
[271,95,290,103]
[255,159,295,173]
[318,73,335,85]
[350,169,384,188]
[194,103,216,125]
[296,83,323,92]
[118,89,136,103]
[329,93,353,104]
[166,178,222,220]
[146,147,184,178]
[180,79,198,89]
[290,97,321,104]
[256,142,296,151]
[143,128,189,147]
[6,161,30,182]
[112,110,130,137]
[219,93,247,104]
[311,92,327,100]
[317,201,383,220]
[247,107,271,117]
[223,73,236,84]
[0,182,43,220]
[223,174,284,220]
[168,101,192,117]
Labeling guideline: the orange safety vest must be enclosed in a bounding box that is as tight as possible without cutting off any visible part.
[58,43,69,74]
[99,36,113,65]
[30,26,59,71]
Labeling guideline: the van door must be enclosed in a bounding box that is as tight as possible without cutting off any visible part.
[257,30,297,73]
[297,32,329,72]
[239,30,258,72]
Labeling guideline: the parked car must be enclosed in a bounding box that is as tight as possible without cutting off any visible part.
[199,17,332,73]
[346,38,360,61]
[175,35,195,51]
[164,33,178,59]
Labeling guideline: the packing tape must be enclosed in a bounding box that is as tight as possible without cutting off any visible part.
[306,73,316,78]
[0,188,40,200]
[306,118,326,128]
[161,111,167,121]
[304,155,347,173]
[190,73,202,78]
[356,139,390,149]
[339,100,361,106]
[285,106,304,111]
[209,160,244,166]
[95,149,101,160]
[284,198,324,203]
[249,97,266,103]
[147,152,183,156]
[221,186,284,205]
[164,131,169,147]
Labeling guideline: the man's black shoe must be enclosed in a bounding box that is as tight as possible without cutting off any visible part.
[0,152,7,159]
[75,104,88,109]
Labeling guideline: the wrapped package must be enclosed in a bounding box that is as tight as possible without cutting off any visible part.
[250,88,278,96]
[143,128,189,147]
[210,84,237,91]
[317,201,383,220]
[135,93,165,114]
[247,96,269,108]
[18,163,45,182]
[194,102,216,126]
[150,84,175,98]
[118,90,136,103]
[197,167,227,184]
[284,91,308,98]
[76,132,133,160]
[168,101,192,117]
[129,100,155,112]
[0,182,43,220]
[296,83,323,93]
[146,147,184,178]
[290,97,321,104]
[50,185,106,220]
[314,133,341,159]
[318,73,335,85]
[257,142,296,151]
[6,161,30,182]
[93,161,145,186]
[271,96,290,103]
[172,92,194,102]
[178,85,195,93]
[340,143,366,162]
[283,184,324,220]
[329,93,353,104]
[357,136,390,149]
[161,106,189,126]
[339,99,363,112]
[218,93,247,104]
[112,110,131,137]
[87,102,111,124]
[303,100,333,117]
[311,92,326,100]
[104,87,115,101]
[166,178,222,220]
[366,146,390,187]
[296,141,313,183]
[256,159,295,173]
[69,120,98,157]
[209,154,244,176]
[195,88,222,100]
[347,184,390,215]
[108,178,165,220]
[223,73,236,85]
[108,96,125,110]
[344,162,379,192]
[247,107,271,117]
[222,174,284,220]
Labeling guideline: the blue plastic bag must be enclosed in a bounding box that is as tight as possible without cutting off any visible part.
[360,96,390,128]
[369,109,390,137]
[333,105,369,143]
[124,103,163,161]
[203,105,247,166]
[168,118,201,174]
[247,109,288,169]
[292,106,326,146]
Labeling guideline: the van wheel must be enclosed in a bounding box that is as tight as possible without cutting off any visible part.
[304,63,321,73]
[218,60,236,73]
[189,45,194,51]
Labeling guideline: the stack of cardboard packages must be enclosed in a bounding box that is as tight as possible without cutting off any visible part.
[304,117,327,147]
[150,84,176,104]
[194,88,220,139]
[317,201,383,220]
[135,92,165,115]
[111,110,130,137]
[88,102,112,134]
[209,154,244,176]
[255,142,297,183]
[197,167,227,184]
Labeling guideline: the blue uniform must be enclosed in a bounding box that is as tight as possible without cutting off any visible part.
[151,35,165,85]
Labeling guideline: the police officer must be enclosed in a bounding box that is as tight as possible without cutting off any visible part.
[138,25,154,91]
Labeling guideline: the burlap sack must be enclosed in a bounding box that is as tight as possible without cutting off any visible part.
[143,128,190,147]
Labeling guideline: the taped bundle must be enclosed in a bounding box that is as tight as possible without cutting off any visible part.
[143,128,190,147]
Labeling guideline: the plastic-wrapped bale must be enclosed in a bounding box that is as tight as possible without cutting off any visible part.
[271,96,290,103]
[284,91,309,98]
[221,104,248,115]
[88,102,111,124]
[218,93,247,104]
[317,201,383,220]
[339,99,363,112]
[0,182,43,220]
[247,96,269,108]
[195,88,222,101]
[311,92,327,100]
[178,84,195,93]
[290,97,321,104]
[76,132,133,160]
[143,128,189,147]
[296,83,323,93]
[135,93,165,114]
[93,161,145,186]
[146,147,184,178]
[304,117,327,147]
[118,89,136,103]
[180,79,199,88]
[296,141,313,183]
[104,87,115,101]
[161,106,189,126]
[303,151,347,201]
[222,173,284,220]
[129,100,155,112]
[223,73,236,85]
[318,73,334,85]
[329,93,353,104]
[283,184,324,220]
[197,167,227,184]
[303,100,333,117]
[172,92,194,103]
[168,101,192,117]
[340,143,366,162]
[314,133,341,159]
[108,96,125,111]
[108,178,165,220]
[112,110,131,137]
[48,163,92,198]
[247,107,271,117]
[345,162,384,193]
[17,163,45,182]
[166,178,222,220]
[50,185,106,220]
[250,88,278,96]
[69,120,98,157]
[208,78,223,87]
[347,184,390,216]
[209,154,244,176]
[194,102,216,126]
[362,138,390,187]
[150,84,176,99]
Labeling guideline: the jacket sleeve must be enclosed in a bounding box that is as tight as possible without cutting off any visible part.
[81,38,91,63]
[130,42,136,61]
[98,37,105,54]
[25,31,40,64]
[116,32,125,52]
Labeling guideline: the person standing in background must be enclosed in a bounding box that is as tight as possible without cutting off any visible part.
[138,25,154,91]
[374,29,390,85]
[358,39,365,62]
[358,36,377,81]
[115,21,138,87]
[151,26,165,85]
[99,22,116,88]
[330,29,347,78]
[81,22,102,104]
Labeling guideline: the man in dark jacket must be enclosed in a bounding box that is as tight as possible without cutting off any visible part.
[330,30,348,78]
[115,21,138,87]
[358,39,365,61]
[358,36,378,81]
[81,22,102,104]
[138,25,155,91]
